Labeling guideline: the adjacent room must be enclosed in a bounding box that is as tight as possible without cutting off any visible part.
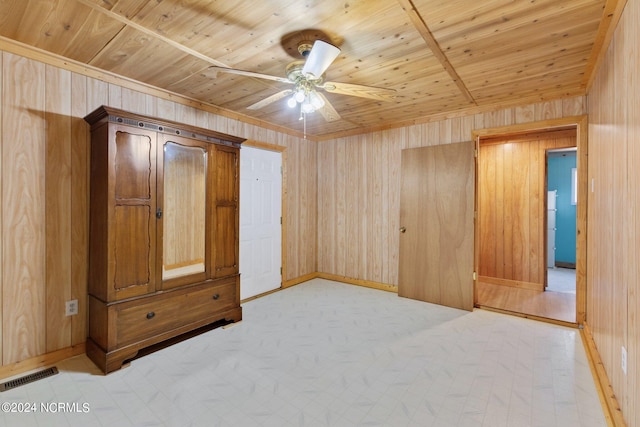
[0,1,637,426]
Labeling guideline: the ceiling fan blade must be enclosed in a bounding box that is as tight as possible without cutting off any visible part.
[321,81,396,102]
[208,66,291,84]
[301,40,340,79]
[246,90,294,110]
[317,93,341,122]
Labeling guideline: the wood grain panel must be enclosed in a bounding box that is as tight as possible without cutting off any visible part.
[45,64,72,353]
[114,130,153,200]
[317,98,587,288]
[587,0,639,423]
[0,47,317,372]
[0,43,593,377]
[70,72,89,346]
[113,205,152,290]
[282,137,317,280]
[629,4,640,424]
[477,133,576,289]
[1,53,46,364]
[0,51,2,361]
[212,146,239,278]
[0,0,612,139]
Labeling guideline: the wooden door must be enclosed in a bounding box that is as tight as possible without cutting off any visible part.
[212,145,240,278]
[106,125,157,301]
[398,141,475,311]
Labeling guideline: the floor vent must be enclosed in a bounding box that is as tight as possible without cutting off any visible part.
[0,367,58,392]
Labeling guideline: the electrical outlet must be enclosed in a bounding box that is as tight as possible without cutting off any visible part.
[621,346,627,375]
[65,299,78,316]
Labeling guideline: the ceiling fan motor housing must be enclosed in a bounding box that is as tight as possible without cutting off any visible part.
[297,41,314,57]
[286,61,324,84]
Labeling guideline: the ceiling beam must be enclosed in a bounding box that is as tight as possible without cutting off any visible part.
[75,0,228,68]
[581,0,627,92]
[396,0,476,105]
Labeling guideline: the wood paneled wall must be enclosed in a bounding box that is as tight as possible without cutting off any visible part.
[587,0,639,424]
[0,48,316,368]
[317,98,586,287]
[478,134,576,289]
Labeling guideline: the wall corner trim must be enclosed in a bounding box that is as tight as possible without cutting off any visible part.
[581,323,627,427]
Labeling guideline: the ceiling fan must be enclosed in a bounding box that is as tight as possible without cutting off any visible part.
[209,40,396,122]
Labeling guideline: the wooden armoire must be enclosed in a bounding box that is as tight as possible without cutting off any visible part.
[84,106,244,373]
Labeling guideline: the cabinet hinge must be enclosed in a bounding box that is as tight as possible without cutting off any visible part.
[474,148,478,158]
[280,216,282,225]
[473,271,477,281]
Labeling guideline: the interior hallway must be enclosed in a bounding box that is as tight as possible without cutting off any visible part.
[476,268,577,324]
[0,279,603,427]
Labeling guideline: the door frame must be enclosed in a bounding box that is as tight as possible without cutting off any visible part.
[472,116,588,325]
[240,140,287,301]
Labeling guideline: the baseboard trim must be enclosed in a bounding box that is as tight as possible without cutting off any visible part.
[476,304,578,328]
[316,272,398,293]
[478,275,544,291]
[581,322,627,427]
[282,272,319,288]
[0,343,86,381]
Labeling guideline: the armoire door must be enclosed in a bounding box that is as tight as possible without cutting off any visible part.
[104,125,158,301]
[156,134,211,289]
[212,145,240,278]
[398,141,475,311]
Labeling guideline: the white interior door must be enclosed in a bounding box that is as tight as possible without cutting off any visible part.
[239,146,282,300]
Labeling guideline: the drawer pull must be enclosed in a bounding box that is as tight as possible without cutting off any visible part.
[146,311,155,319]
[212,294,220,300]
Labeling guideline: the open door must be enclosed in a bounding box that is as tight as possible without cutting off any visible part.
[398,141,475,311]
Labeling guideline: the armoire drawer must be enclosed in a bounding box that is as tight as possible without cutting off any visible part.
[115,279,237,348]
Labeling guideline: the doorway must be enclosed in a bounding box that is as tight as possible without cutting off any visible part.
[474,117,587,325]
[546,148,577,295]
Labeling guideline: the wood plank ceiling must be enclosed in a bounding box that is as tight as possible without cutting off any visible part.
[0,0,619,139]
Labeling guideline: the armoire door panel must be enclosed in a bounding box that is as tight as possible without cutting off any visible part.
[213,145,240,278]
[112,205,154,297]
[215,147,238,202]
[214,205,238,277]
[114,131,153,200]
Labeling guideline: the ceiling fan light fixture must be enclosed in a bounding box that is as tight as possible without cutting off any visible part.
[301,101,315,114]
[301,40,340,79]
[309,91,325,110]
[287,96,297,108]
[294,88,306,103]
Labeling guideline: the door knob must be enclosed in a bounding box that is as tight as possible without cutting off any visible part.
[399,227,406,233]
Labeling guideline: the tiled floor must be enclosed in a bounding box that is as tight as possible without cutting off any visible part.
[0,279,606,427]
[547,268,577,294]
